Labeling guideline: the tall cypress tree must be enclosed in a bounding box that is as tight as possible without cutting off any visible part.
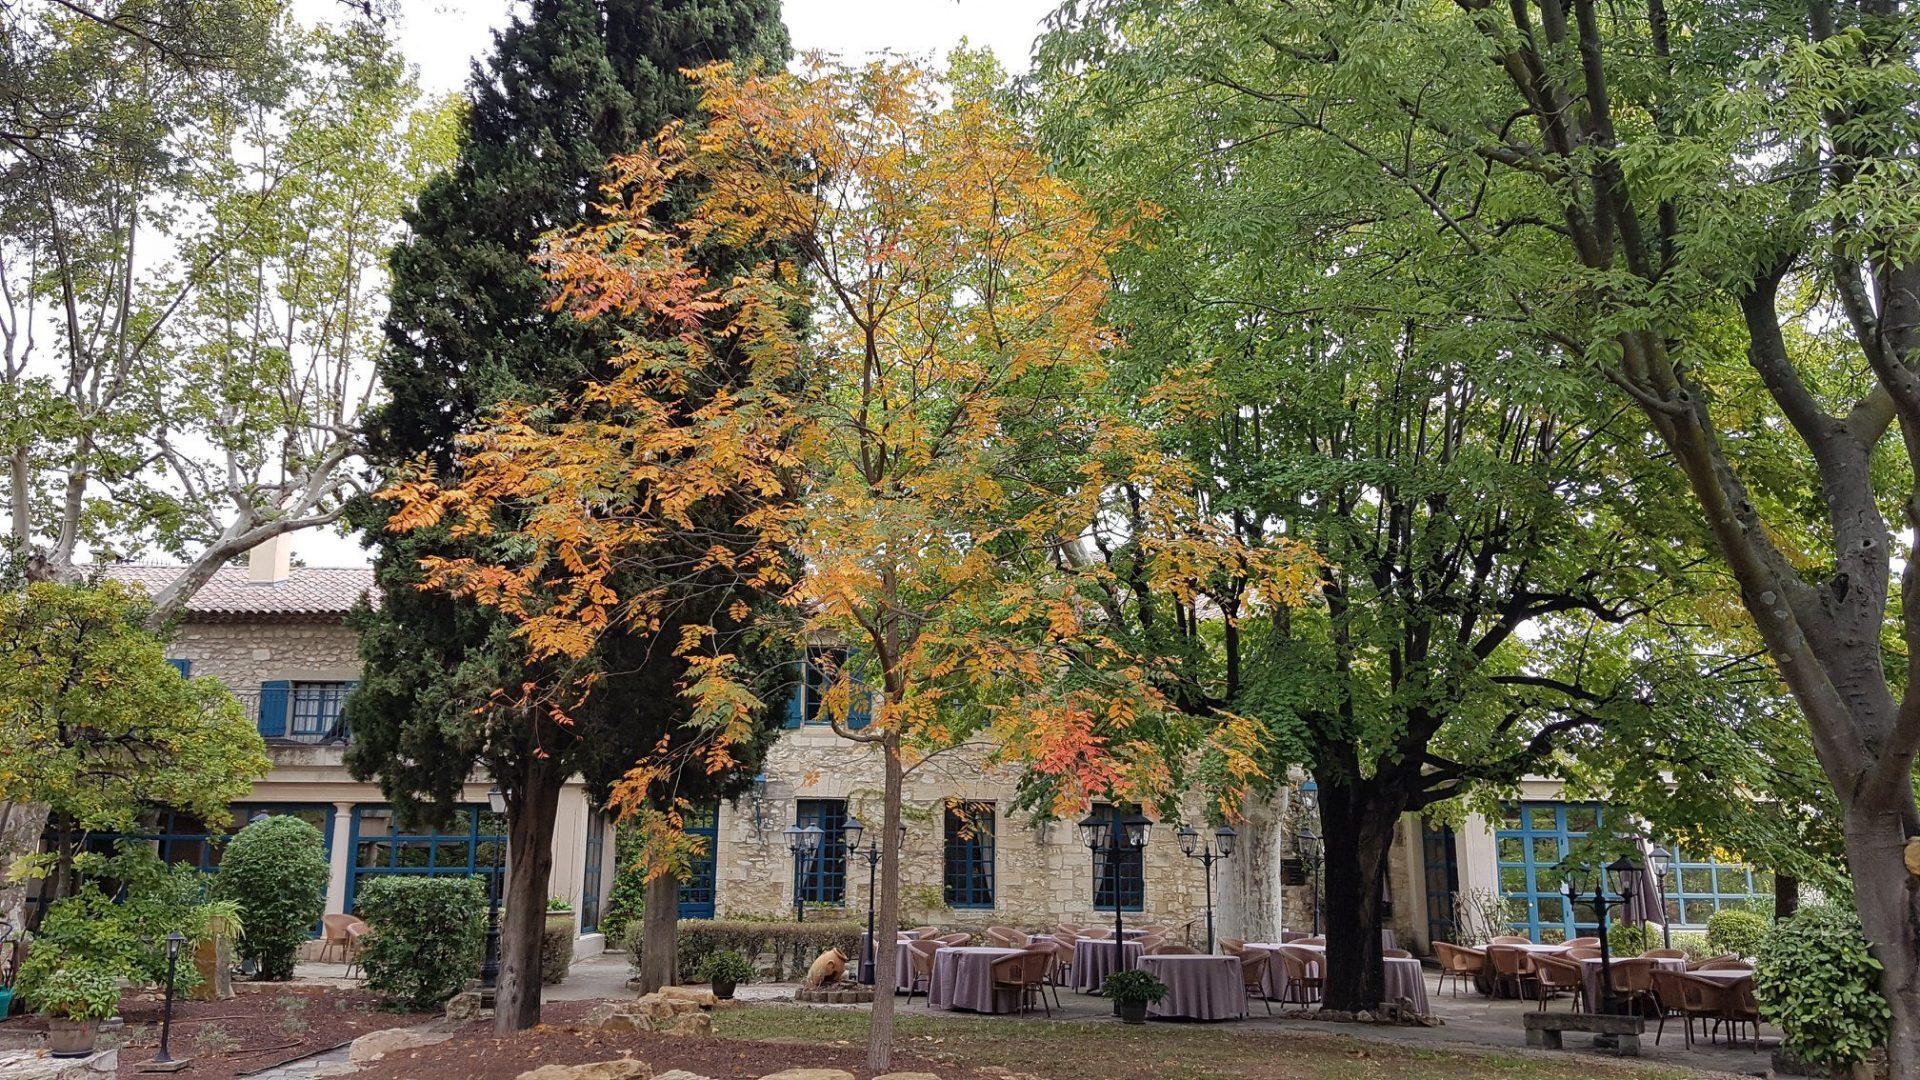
[347,0,789,1032]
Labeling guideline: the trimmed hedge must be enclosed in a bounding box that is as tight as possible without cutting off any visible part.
[1755,904,1890,1070]
[356,876,487,1009]
[624,919,864,983]
[542,913,575,985]
[1606,921,1652,957]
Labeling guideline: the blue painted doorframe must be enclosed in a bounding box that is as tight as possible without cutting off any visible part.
[677,804,719,919]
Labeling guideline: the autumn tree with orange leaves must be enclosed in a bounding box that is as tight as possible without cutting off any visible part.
[385,56,1315,1068]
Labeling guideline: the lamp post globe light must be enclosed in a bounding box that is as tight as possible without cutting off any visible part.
[481,785,508,990]
[1079,807,1151,1001]
[1558,854,1645,1017]
[1176,824,1237,953]
[843,816,907,985]
[1295,827,1324,936]
[1646,845,1674,949]
[787,821,825,922]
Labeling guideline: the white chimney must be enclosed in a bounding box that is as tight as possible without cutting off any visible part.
[247,531,293,584]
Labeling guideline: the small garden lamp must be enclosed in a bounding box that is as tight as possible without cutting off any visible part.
[1175,824,1237,952]
[786,821,825,922]
[481,785,507,989]
[151,930,188,1069]
[1080,808,1151,994]
[841,815,908,985]
[1646,845,1674,948]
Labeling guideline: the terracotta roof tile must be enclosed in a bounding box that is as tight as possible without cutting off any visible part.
[100,564,374,621]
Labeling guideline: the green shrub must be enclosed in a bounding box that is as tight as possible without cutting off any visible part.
[22,960,121,1021]
[216,814,330,980]
[1705,908,1769,960]
[1755,904,1890,1070]
[16,843,231,1001]
[356,876,487,1009]
[1669,931,1711,964]
[598,830,646,940]
[541,911,575,985]
[624,918,862,983]
[1606,921,1652,957]
[1098,969,1169,1005]
[695,949,753,985]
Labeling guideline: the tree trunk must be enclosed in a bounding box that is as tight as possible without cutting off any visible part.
[1773,873,1798,921]
[1840,790,1920,1075]
[638,873,678,993]
[0,801,50,929]
[496,757,564,1034]
[1315,782,1399,1012]
[865,736,904,1074]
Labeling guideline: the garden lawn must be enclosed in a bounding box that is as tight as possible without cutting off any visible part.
[349,1001,1715,1080]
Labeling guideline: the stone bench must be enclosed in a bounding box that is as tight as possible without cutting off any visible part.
[1522,1011,1646,1056]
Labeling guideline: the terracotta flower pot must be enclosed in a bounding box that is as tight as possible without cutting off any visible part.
[45,1017,98,1057]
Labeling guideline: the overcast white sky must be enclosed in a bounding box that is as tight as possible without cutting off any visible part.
[290,0,1058,567]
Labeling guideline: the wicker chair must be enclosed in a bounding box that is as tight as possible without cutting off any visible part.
[909,926,941,939]
[990,947,1055,1016]
[1608,957,1659,1016]
[1432,942,1486,998]
[1296,934,1326,946]
[1239,949,1274,1016]
[1486,945,1538,1001]
[1273,945,1322,1005]
[1721,977,1761,1049]
[1565,936,1601,948]
[1490,934,1532,945]
[1079,927,1111,940]
[938,932,972,947]
[1694,956,1751,971]
[319,914,365,965]
[1662,971,1730,1047]
[985,926,1028,949]
[1532,953,1586,1012]
[1641,948,1687,960]
[1219,937,1246,957]
[904,938,942,1003]
[1564,945,1602,960]
[1147,941,1200,955]
[1382,947,1412,959]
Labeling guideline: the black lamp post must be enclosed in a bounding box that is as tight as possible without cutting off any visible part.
[1079,807,1151,1000]
[844,815,907,986]
[1176,824,1236,953]
[1295,828,1324,936]
[1559,856,1642,1015]
[480,785,507,989]
[150,930,188,1070]
[1646,845,1674,949]
[785,821,824,922]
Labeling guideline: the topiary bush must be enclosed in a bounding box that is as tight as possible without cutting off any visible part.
[216,814,329,980]
[541,908,575,985]
[1705,908,1770,960]
[356,876,486,1009]
[1669,930,1711,964]
[1755,904,1890,1071]
[1606,920,1652,957]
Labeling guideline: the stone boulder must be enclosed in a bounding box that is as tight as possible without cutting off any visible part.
[874,1073,943,1080]
[0,1047,117,1079]
[514,1060,651,1080]
[583,993,713,1037]
[755,1072,855,1080]
[654,986,717,1009]
[347,1027,454,1064]
[655,1072,718,1080]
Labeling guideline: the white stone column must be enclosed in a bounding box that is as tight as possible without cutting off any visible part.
[326,801,355,914]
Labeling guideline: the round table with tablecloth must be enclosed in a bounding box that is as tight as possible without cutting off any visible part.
[1140,954,1246,1021]
[1073,937,1144,993]
[929,946,1025,1013]
[858,931,915,990]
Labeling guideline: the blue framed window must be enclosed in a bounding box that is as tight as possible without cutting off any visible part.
[1495,802,1604,943]
[943,800,995,908]
[1666,845,1771,927]
[1090,804,1144,912]
[802,648,845,725]
[346,804,504,913]
[794,799,846,904]
[581,810,606,932]
[289,681,353,742]
[679,803,719,919]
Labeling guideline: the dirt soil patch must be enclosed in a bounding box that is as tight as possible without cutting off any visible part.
[346,999,976,1080]
[0,982,433,1079]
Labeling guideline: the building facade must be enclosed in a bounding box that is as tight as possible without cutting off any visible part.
[89,536,1777,958]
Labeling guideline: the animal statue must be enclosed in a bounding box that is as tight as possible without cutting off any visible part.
[803,946,849,987]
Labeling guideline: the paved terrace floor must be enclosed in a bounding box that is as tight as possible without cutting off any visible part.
[294,953,1779,1078]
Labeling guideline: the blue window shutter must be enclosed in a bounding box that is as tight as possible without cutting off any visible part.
[257,681,290,738]
[782,662,804,729]
[847,684,872,729]
[167,658,191,677]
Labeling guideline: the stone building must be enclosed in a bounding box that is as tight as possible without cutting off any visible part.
[84,533,1779,958]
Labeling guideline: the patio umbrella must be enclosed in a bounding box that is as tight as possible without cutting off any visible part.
[1620,835,1670,932]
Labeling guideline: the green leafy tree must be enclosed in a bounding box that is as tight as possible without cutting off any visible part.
[0,581,268,914]
[217,814,330,980]
[346,0,790,1033]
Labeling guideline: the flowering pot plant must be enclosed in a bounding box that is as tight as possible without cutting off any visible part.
[1098,969,1168,1024]
[25,962,120,1057]
[696,949,754,1000]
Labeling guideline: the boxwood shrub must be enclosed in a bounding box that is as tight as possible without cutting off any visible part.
[1755,904,1890,1071]
[624,918,863,983]
[356,876,486,1008]
[216,814,330,980]
[1705,908,1770,960]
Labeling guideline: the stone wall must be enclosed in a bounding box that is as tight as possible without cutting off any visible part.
[167,620,362,692]
[710,725,1278,942]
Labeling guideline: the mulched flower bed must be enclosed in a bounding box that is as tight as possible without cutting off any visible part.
[0,982,433,1080]
[348,999,978,1080]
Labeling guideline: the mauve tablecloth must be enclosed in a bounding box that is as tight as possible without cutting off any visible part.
[1383,956,1430,1013]
[1073,938,1144,992]
[1578,955,1685,1013]
[1140,955,1245,1021]
[1690,968,1756,987]
[1276,929,1394,947]
[930,947,1024,1013]
[857,933,914,990]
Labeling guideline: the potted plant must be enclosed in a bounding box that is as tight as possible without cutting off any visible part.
[26,963,120,1057]
[696,949,753,1001]
[1098,969,1168,1025]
